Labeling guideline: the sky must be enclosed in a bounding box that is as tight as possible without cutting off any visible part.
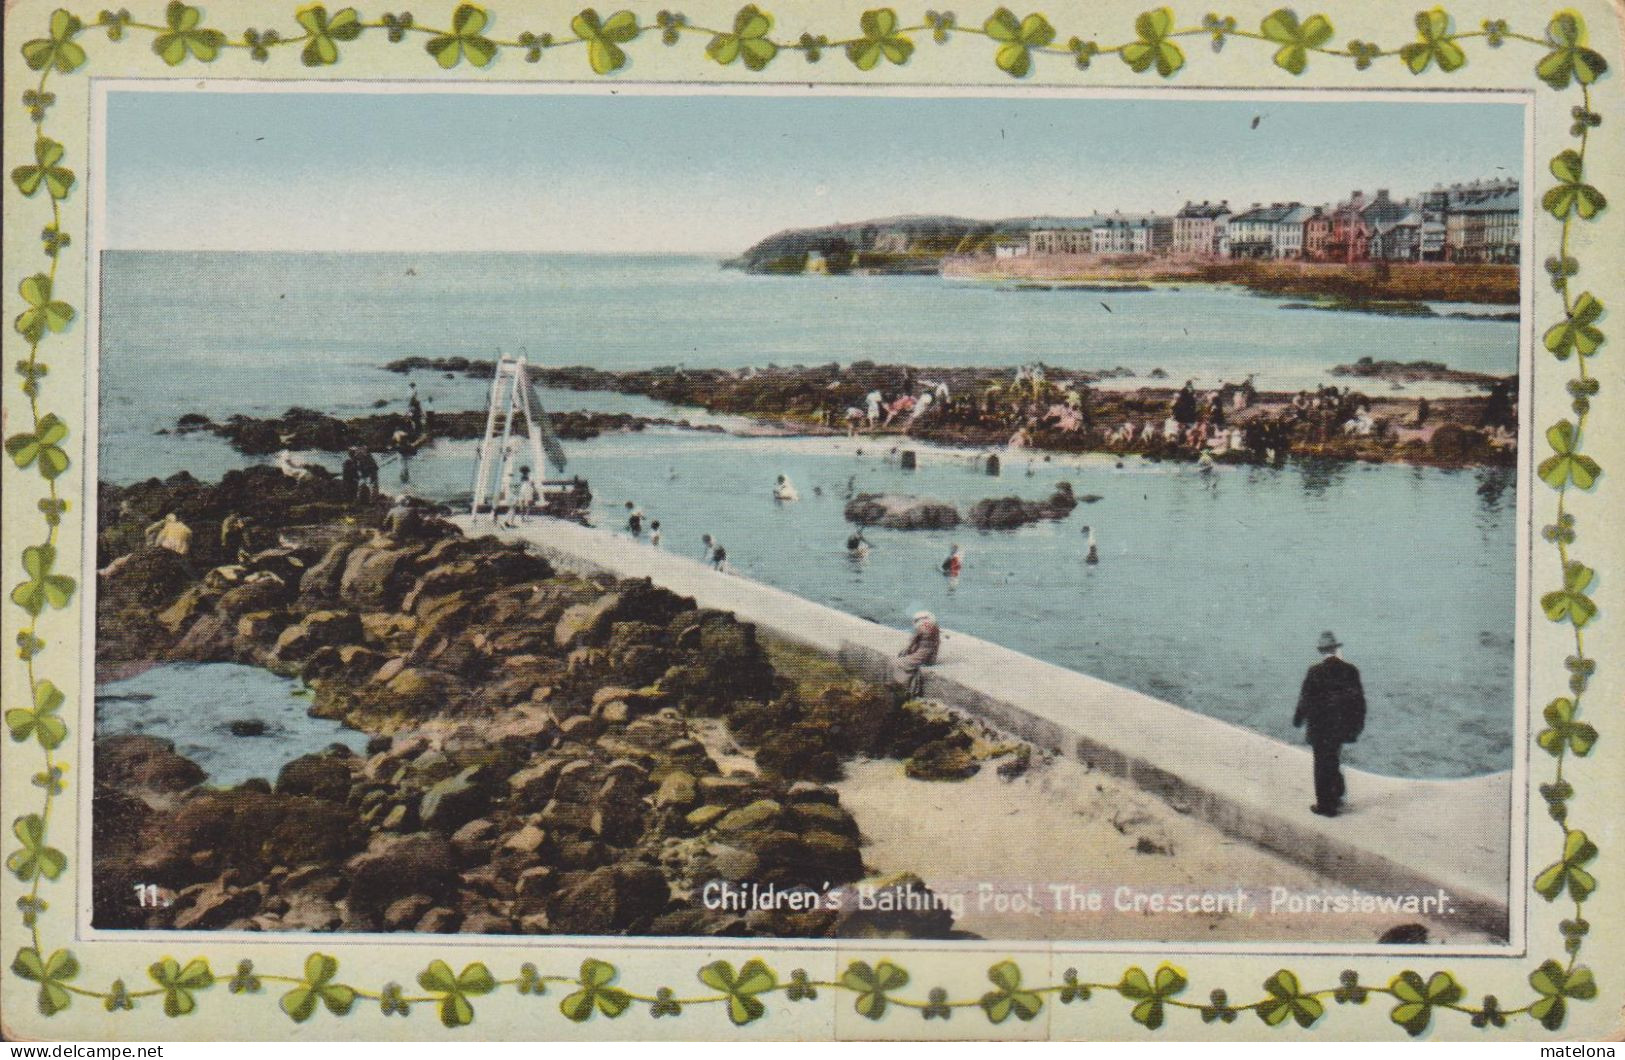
[103,89,1525,254]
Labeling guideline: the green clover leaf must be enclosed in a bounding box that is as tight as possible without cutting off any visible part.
[1389,970,1463,1037]
[1528,961,1596,1031]
[281,953,358,1022]
[1539,421,1602,490]
[1257,969,1324,1028]
[152,1,225,64]
[14,275,76,345]
[1541,561,1597,629]
[559,958,630,1022]
[1536,12,1608,90]
[842,959,909,1020]
[1538,697,1597,757]
[573,9,639,74]
[149,957,214,1017]
[12,947,78,1016]
[1119,964,1186,1030]
[984,8,1054,78]
[698,959,776,1025]
[426,4,497,68]
[1543,291,1606,362]
[1543,150,1608,220]
[295,6,363,66]
[847,9,913,70]
[1259,9,1333,75]
[707,5,777,70]
[922,986,951,1020]
[1122,7,1184,77]
[6,678,67,751]
[979,960,1043,1024]
[22,10,88,73]
[12,544,76,617]
[6,413,70,482]
[11,138,75,201]
[1399,8,1465,74]
[1534,829,1598,901]
[417,959,495,1028]
[1058,967,1091,1003]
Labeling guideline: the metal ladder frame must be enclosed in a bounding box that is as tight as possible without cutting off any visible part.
[470,354,548,517]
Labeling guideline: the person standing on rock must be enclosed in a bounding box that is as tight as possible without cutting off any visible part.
[354,446,380,501]
[1292,630,1367,818]
[146,513,193,557]
[407,382,425,436]
[940,544,963,578]
[220,512,252,563]
[890,610,941,698]
[1083,525,1099,566]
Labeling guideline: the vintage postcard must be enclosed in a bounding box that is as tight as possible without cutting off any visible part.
[2,0,1622,1043]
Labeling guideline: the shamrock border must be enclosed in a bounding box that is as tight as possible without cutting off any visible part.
[2,0,1611,1037]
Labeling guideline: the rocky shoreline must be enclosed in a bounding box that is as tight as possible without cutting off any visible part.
[170,405,722,457]
[94,467,1004,937]
[381,358,1517,470]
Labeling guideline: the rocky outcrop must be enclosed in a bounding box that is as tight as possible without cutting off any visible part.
[176,406,722,457]
[93,470,988,938]
[967,482,1079,530]
[844,493,961,530]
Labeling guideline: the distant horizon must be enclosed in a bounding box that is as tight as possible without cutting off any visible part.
[103,91,1524,254]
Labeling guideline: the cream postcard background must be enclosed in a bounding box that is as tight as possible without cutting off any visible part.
[2,0,1622,1040]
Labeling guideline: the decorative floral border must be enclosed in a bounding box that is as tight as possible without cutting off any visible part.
[2,1,1611,1037]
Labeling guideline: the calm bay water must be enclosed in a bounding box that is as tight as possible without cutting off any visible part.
[97,251,1518,778]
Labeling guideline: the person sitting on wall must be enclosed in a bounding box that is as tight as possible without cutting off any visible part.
[890,610,941,699]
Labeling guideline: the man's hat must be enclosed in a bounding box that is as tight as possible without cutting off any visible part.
[1316,630,1342,652]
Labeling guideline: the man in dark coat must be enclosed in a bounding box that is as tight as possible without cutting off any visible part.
[1293,630,1367,818]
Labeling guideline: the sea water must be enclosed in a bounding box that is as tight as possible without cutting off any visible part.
[95,663,369,788]
[96,251,1519,779]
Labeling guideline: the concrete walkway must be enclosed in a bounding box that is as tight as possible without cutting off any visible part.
[452,513,1513,937]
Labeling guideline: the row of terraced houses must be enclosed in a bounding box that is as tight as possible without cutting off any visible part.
[1013,180,1520,264]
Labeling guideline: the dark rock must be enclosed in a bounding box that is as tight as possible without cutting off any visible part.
[140,790,363,886]
[96,734,207,794]
[229,719,268,738]
[904,740,981,781]
[383,893,434,931]
[347,832,460,911]
[549,863,670,933]
[844,493,960,530]
[416,907,463,933]
[99,546,197,611]
[1379,923,1430,945]
[276,752,354,802]
[419,767,493,832]
[172,879,260,930]
[836,873,956,938]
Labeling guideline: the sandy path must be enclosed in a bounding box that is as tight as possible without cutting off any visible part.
[834,752,1494,945]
